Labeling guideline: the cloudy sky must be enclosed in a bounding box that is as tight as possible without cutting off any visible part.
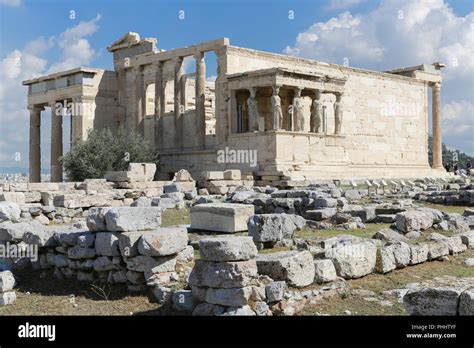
[0,0,472,172]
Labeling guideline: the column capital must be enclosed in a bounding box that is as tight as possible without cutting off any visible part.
[194,51,205,60]
[173,56,184,64]
[28,104,44,112]
[432,81,442,90]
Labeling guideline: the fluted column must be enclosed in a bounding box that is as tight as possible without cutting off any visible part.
[174,57,184,148]
[432,82,443,169]
[195,51,206,148]
[50,101,63,182]
[29,105,43,182]
[154,62,163,150]
[135,66,145,134]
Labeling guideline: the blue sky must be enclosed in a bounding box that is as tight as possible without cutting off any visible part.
[0,0,473,171]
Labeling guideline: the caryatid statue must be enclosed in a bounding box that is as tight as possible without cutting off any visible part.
[292,87,304,131]
[310,90,323,133]
[247,87,260,131]
[334,93,343,134]
[271,85,283,130]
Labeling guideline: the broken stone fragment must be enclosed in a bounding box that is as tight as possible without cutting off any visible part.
[137,226,188,256]
[198,236,257,262]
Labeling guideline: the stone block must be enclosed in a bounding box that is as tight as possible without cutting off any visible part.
[248,214,305,243]
[0,291,16,306]
[325,242,377,279]
[118,231,145,257]
[190,203,254,233]
[265,281,286,302]
[0,192,25,205]
[395,210,434,233]
[137,226,188,256]
[223,170,241,180]
[256,250,315,287]
[313,259,338,283]
[104,207,162,232]
[0,270,15,292]
[188,259,258,289]
[198,236,257,262]
[409,244,429,265]
[0,202,20,222]
[304,208,337,221]
[375,247,396,274]
[95,232,121,256]
[205,286,253,307]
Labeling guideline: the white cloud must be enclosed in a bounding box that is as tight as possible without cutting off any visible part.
[48,14,101,73]
[0,0,21,7]
[284,0,474,155]
[0,15,102,170]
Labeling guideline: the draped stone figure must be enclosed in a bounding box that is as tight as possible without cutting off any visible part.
[247,87,259,131]
[310,90,323,133]
[271,86,283,130]
[334,93,343,134]
[293,88,304,131]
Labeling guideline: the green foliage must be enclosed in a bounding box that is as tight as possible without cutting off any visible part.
[60,128,157,181]
[428,135,473,167]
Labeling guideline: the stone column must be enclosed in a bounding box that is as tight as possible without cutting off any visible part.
[28,105,43,182]
[322,105,328,133]
[71,97,95,144]
[174,57,184,148]
[195,51,206,148]
[271,85,283,131]
[292,87,303,132]
[50,101,63,182]
[154,62,163,150]
[135,66,145,134]
[247,87,259,132]
[310,90,322,133]
[432,82,443,169]
[334,93,343,134]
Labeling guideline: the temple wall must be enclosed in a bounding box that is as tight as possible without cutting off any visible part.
[220,46,431,176]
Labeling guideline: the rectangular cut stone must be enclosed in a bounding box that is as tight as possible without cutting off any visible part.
[0,192,25,205]
[202,171,224,180]
[198,236,258,261]
[105,207,162,232]
[137,226,188,256]
[256,250,315,287]
[189,259,258,288]
[53,193,112,208]
[105,171,146,183]
[205,286,253,307]
[223,170,241,180]
[190,203,254,233]
[409,244,429,265]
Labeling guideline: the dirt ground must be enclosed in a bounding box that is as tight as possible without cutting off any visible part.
[1,206,472,316]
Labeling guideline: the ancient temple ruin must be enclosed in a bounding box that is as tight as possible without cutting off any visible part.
[23,32,446,183]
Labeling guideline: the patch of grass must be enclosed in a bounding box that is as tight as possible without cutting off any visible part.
[420,203,468,215]
[295,223,391,240]
[161,208,191,227]
[300,249,474,316]
[0,268,159,316]
[258,246,291,254]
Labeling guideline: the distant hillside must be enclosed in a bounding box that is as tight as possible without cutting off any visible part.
[428,135,473,167]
